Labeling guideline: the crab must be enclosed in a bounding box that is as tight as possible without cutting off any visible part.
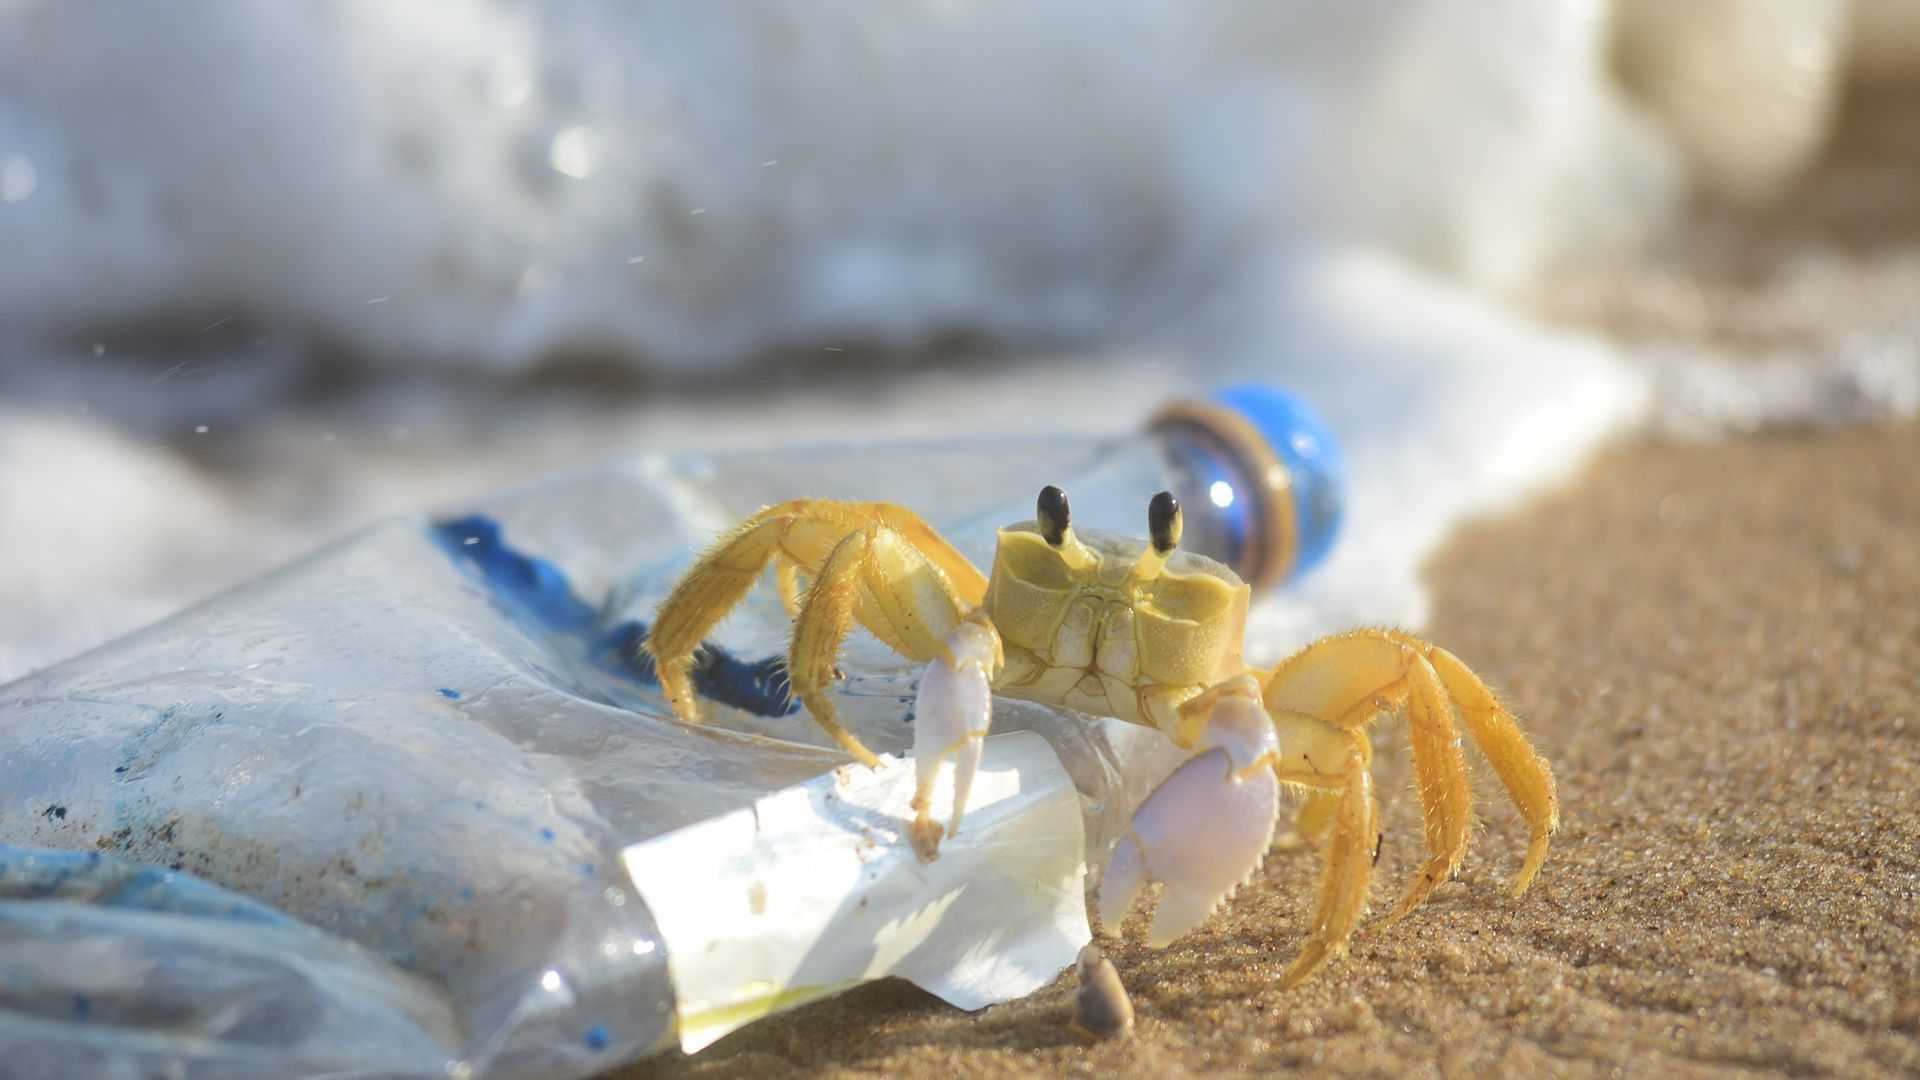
[644,484,1559,986]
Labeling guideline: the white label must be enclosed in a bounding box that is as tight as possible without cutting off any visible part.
[623,732,1090,1053]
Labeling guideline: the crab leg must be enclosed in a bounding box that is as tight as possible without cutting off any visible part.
[1414,639,1560,893]
[1278,747,1376,986]
[649,499,870,723]
[647,500,987,727]
[647,513,798,723]
[1264,629,1558,928]
[1266,633,1475,921]
[790,525,973,767]
[1386,643,1473,924]
[907,613,1003,861]
[1098,675,1283,947]
[1274,789,1343,851]
[774,560,805,619]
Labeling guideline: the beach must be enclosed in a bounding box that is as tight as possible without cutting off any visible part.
[624,420,1920,1078]
[1,12,1916,1076]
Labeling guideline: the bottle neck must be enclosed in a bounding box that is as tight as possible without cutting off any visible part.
[1149,401,1297,593]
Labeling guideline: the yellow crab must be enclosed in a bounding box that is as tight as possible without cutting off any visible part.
[644,485,1558,986]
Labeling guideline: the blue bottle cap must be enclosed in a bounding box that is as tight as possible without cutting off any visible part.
[1212,383,1344,582]
[1150,384,1344,590]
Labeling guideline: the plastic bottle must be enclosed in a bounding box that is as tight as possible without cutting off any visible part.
[0,382,1343,1075]
[650,382,1344,597]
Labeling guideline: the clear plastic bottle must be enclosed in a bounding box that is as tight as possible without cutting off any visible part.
[650,382,1344,596]
[0,382,1343,1075]
[594,382,1344,739]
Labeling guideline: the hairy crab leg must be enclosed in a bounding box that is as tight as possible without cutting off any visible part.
[1267,712,1372,850]
[647,513,798,723]
[1263,707,1384,983]
[1098,675,1283,947]
[774,560,805,619]
[1278,748,1376,987]
[1410,638,1560,893]
[788,528,889,765]
[1274,789,1342,851]
[1384,643,1472,924]
[1264,629,1556,927]
[871,503,990,605]
[647,499,872,722]
[907,613,1003,861]
[648,498,987,770]
[791,525,973,767]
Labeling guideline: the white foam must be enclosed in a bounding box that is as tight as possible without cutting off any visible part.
[0,2,1674,374]
[2,2,1915,682]
[1201,253,1652,655]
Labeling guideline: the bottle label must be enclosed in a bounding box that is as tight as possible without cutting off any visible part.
[621,732,1089,1053]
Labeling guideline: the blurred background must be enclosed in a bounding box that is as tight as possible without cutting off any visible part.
[4,0,1919,680]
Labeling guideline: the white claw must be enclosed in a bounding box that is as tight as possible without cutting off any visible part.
[1099,692,1281,946]
[909,620,997,861]
[944,714,986,837]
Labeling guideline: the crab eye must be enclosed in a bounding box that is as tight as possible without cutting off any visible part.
[1148,491,1181,554]
[1037,485,1070,546]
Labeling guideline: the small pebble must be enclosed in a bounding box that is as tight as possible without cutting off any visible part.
[1071,943,1133,1041]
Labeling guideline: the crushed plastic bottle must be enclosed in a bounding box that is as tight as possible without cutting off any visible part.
[0,383,1342,1077]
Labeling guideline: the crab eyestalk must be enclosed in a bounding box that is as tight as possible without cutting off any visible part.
[1132,491,1182,581]
[1036,484,1071,546]
[1037,484,1098,571]
[1149,491,1181,553]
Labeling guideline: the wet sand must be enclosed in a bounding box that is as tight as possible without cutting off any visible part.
[621,420,1920,1078]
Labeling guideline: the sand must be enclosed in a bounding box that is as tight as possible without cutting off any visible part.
[619,420,1920,1078]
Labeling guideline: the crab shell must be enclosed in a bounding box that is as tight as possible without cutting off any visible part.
[983,522,1251,734]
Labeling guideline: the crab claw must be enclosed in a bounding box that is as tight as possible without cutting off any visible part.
[908,617,1001,862]
[1099,685,1280,946]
